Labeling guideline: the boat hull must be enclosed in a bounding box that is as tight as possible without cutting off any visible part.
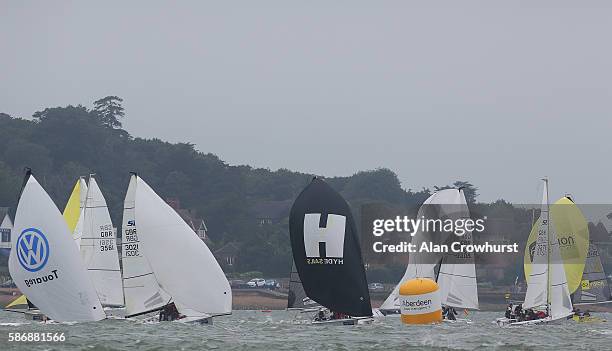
[495,314,572,327]
[312,317,374,326]
[572,315,607,323]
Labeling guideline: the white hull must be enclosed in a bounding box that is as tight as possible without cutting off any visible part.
[371,308,400,317]
[140,313,214,325]
[312,317,374,326]
[495,314,572,327]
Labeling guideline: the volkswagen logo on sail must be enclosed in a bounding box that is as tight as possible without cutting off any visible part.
[17,228,50,272]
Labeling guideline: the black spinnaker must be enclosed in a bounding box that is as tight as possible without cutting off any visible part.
[289,178,372,317]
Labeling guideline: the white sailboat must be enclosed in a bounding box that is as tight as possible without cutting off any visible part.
[79,174,124,308]
[122,174,232,323]
[8,172,105,322]
[496,179,573,326]
[377,189,479,319]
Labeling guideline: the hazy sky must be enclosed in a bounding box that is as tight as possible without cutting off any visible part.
[2,1,611,203]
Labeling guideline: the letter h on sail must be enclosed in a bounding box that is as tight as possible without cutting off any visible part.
[303,214,346,258]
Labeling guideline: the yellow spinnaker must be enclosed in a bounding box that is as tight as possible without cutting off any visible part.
[5,294,27,309]
[524,197,589,294]
[63,179,82,233]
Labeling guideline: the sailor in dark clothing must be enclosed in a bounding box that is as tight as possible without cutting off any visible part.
[525,309,536,321]
[505,303,513,319]
[447,307,457,321]
[442,306,457,321]
[316,310,325,321]
[514,304,523,321]
[159,303,181,322]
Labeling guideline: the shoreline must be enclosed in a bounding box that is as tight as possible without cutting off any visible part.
[2,287,611,312]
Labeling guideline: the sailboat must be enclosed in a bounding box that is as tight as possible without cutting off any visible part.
[523,196,589,300]
[377,189,479,320]
[570,242,611,323]
[8,171,105,322]
[121,174,231,323]
[495,179,573,326]
[289,177,373,325]
[572,242,612,306]
[6,176,91,316]
[78,174,124,308]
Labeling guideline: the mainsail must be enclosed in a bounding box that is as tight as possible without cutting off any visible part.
[436,189,479,310]
[289,178,372,317]
[523,179,573,320]
[122,174,232,318]
[287,261,320,310]
[524,196,589,294]
[80,175,124,307]
[572,243,612,305]
[8,173,105,322]
[122,175,172,317]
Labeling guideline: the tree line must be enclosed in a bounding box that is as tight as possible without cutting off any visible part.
[0,97,480,276]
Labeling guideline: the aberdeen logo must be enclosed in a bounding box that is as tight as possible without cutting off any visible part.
[17,228,50,272]
[303,213,346,264]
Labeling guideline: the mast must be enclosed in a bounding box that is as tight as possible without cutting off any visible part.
[544,178,551,315]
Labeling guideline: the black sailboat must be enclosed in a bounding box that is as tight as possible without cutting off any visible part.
[289,178,372,323]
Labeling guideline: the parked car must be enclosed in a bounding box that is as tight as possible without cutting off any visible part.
[265,279,280,290]
[368,282,384,291]
[247,278,266,288]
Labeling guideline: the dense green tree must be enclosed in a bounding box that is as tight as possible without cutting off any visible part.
[93,96,125,128]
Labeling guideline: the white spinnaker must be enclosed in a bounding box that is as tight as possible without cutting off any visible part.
[135,176,232,316]
[80,176,124,307]
[437,190,479,310]
[8,175,105,322]
[121,175,171,317]
[523,182,550,309]
[379,189,459,311]
[549,224,573,319]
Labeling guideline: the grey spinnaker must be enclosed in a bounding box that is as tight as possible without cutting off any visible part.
[572,243,612,305]
[287,261,320,310]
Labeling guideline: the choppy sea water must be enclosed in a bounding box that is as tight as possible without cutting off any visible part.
[0,310,610,351]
